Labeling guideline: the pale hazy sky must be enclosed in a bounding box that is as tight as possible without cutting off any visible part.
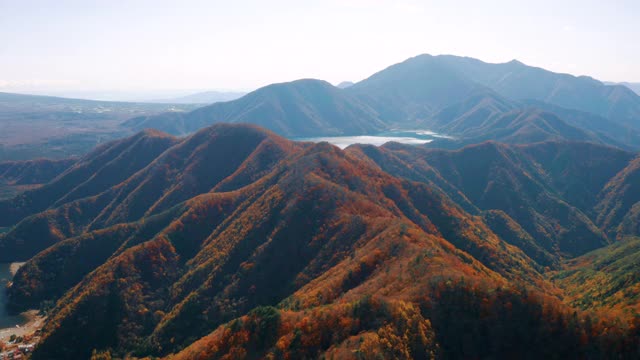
[1,0,639,96]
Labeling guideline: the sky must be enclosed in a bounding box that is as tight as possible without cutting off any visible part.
[1,0,639,99]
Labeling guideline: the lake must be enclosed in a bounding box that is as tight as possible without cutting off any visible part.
[0,263,26,328]
[295,130,451,149]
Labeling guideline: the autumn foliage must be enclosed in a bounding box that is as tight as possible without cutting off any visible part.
[0,124,638,359]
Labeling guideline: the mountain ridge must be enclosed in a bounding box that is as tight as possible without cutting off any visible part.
[1,124,638,359]
[125,79,387,137]
[2,124,561,359]
[117,54,640,151]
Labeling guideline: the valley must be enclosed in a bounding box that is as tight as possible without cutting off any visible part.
[0,92,198,161]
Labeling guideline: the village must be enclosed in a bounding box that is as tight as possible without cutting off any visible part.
[0,325,40,360]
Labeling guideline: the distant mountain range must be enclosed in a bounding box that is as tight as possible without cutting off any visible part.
[120,55,640,151]
[422,93,640,150]
[606,81,640,95]
[5,89,248,104]
[0,92,198,161]
[3,55,640,157]
[348,54,640,136]
[420,56,640,128]
[125,79,387,137]
[1,124,639,359]
[149,90,247,104]
[0,91,195,113]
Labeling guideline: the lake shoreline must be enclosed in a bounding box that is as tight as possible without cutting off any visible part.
[1,262,44,339]
[9,262,25,277]
[0,310,45,341]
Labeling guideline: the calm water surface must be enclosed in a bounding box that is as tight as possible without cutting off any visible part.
[296,130,452,149]
[0,263,27,328]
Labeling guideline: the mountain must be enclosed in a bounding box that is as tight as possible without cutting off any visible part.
[349,141,633,262]
[4,124,637,359]
[0,129,179,232]
[424,92,517,132]
[0,158,74,200]
[5,55,640,163]
[428,55,640,129]
[595,155,640,238]
[414,91,640,150]
[521,100,640,150]
[554,236,640,316]
[606,82,640,96]
[115,55,640,150]
[345,55,640,138]
[320,56,640,149]
[421,93,624,149]
[1,124,546,358]
[0,159,74,185]
[150,90,247,104]
[0,125,297,261]
[124,79,387,137]
[346,55,490,123]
